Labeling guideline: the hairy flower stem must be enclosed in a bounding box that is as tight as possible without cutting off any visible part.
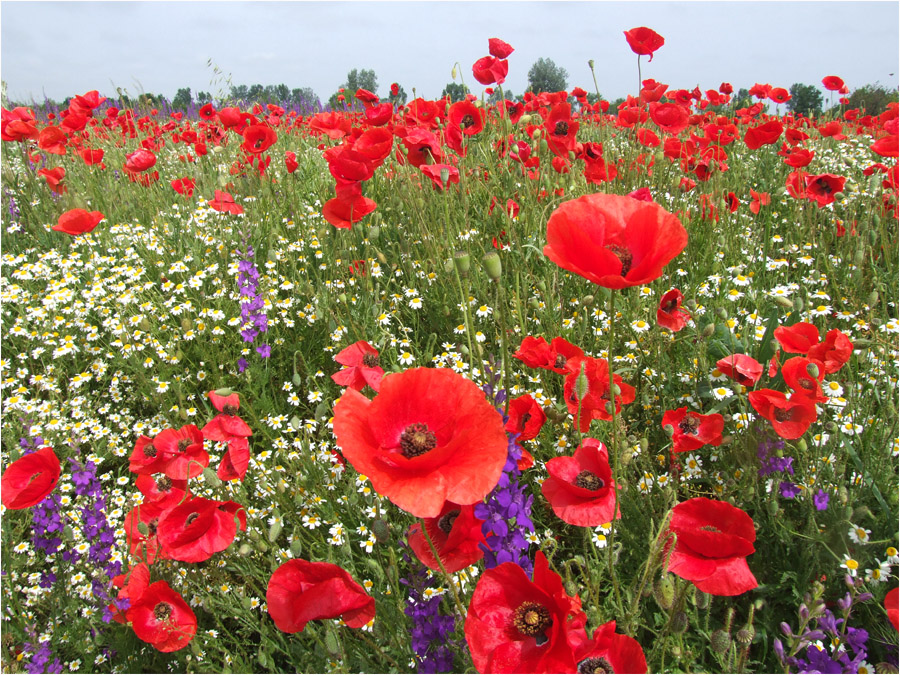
[623,510,673,634]
[420,519,468,621]
[495,282,511,416]
[606,289,624,614]
[442,196,475,373]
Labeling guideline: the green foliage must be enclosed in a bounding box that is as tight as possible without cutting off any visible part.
[787,83,823,117]
[172,87,192,110]
[441,82,470,103]
[844,82,899,115]
[527,57,568,94]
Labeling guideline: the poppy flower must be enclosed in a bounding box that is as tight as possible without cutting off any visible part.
[37,167,66,194]
[364,102,393,126]
[543,192,688,290]
[886,587,899,631]
[208,190,244,215]
[322,181,377,230]
[822,75,845,92]
[448,99,484,136]
[472,56,509,86]
[807,329,853,374]
[1,447,61,510]
[331,340,384,392]
[109,562,150,624]
[1,107,39,142]
[871,134,899,158]
[781,356,829,403]
[563,356,635,432]
[421,164,460,190]
[126,580,197,652]
[464,550,587,673]
[354,127,394,163]
[748,389,818,440]
[284,150,299,173]
[768,87,791,104]
[124,148,157,173]
[171,177,195,197]
[662,407,724,454]
[805,173,845,207]
[489,37,514,59]
[152,424,208,480]
[37,126,67,155]
[782,146,815,168]
[650,102,690,135]
[744,120,783,149]
[332,367,508,518]
[544,103,579,157]
[750,189,770,214]
[624,27,665,61]
[52,208,104,236]
[79,148,104,166]
[657,288,691,332]
[267,559,375,633]
[541,438,619,527]
[407,501,486,573]
[573,621,648,674]
[513,336,584,374]
[715,353,763,387]
[135,474,189,515]
[124,504,164,563]
[774,321,820,355]
[156,497,246,563]
[666,497,758,596]
[505,394,546,442]
[217,437,251,482]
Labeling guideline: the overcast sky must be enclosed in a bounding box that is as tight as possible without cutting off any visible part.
[2,1,898,106]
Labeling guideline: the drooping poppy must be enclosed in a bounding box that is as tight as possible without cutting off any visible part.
[748,389,818,440]
[156,497,246,563]
[126,581,197,652]
[407,501,486,573]
[52,209,105,236]
[217,437,251,482]
[573,621,648,674]
[266,559,375,633]
[332,367,508,518]
[330,340,384,392]
[657,288,691,332]
[543,192,688,290]
[715,353,763,387]
[284,150,299,173]
[662,407,724,454]
[421,163,460,190]
[1,447,61,510]
[541,438,620,527]
[624,27,665,61]
[505,394,546,442]
[666,497,758,596]
[37,126,67,155]
[171,177,196,197]
[464,550,587,673]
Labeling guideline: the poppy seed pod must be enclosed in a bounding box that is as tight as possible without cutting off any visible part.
[483,250,502,280]
[454,251,471,276]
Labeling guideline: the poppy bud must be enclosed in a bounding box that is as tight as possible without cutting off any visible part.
[640,438,649,453]
[663,424,674,438]
[575,363,590,402]
[853,248,865,266]
[63,525,75,541]
[671,611,689,634]
[367,225,380,241]
[528,297,541,310]
[564,580,578,596]
[256,540,268,553]
[444,258,455,273]
[178,407,188,421]
[338,293,347,304]
[532,128,543,139]
[454,251,471,276]
[588,59,595,70]
[736,626,755,644]
[451,65,458,80]
[137,522,149,536]
[604,401,616,415]
[721,435,733,446]
[324,629,342,657]
[867,289,879,306]
[238,543,253,556]
[832,192,844,201]
[140,317,151,332]
[376,250,387,264]
[766,500,779,517]
[653,575,675,610]
[710,629,732,653]
[290,539,303,558]
[540,138,549,155]
[518,114,532,126]
[806,362,820,379]
[701,323,716,338]
[582,295,594,307]
[685,298,697,311]
[611,384,622,396]
[694,588,711,609]
[372,518,390,543]
[825,421,837,432]
[774,296,793,309]
[715,307,728,320]
[268,520,283,543]
[483,251,502,280]
[290,415,302,431]
[202,467,221,488]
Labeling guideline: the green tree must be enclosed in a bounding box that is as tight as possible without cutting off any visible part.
[329,69,379,110]
[272,84,290,103]
[441,82,470,103]
[172,87,192,110]
[787,83,823,117]
[732,88,752,110]
[247,84,264,101]
[229,84,249,101]
[291,87,319,108]
[527,58,568,94]
[844,82,899,115]
[488,88,515,105]
[196,91,212,104]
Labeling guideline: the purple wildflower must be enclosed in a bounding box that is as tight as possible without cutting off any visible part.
[813,489,830,511]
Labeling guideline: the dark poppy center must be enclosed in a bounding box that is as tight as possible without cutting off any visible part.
[554,121,569,136]
[437,509,461,534]
[574,470,604,491]
[554,354,568,369]
[400,423,437,458]
[774,408,793,422]
[156,476,172,492]
[815,178,833,195]
[798,377,815,390]
[177,438,191,452]
[604,245,633,276]
[513,601,553,639]
[661,298,678,313]
[148,519,158,536]
[154,602,173,622]
[584,145,600,160]
[185,512,200,526]
[577,656,615,674]
[144,444,157,458]
[362,353,380,368]
[223,404,239,416]
[678,414,701,435]
[460,114,475,129]
[700,524,721,533]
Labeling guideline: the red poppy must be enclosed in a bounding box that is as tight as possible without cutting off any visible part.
[744,120,783,149]
[822,75,845,92]
[124,504,164,563]
[37,167,66,194]
[332,367,508,518]
[748,389,818,440]
[472,56,509,86]
[1,107,39,142]
[513,336,584,374]
[156,497,246,563]
[126,581,197,652]
[284,150,299,173]
[886,587,899,631]
[662,407,724,454]
[573,621,648,674]
[544,192,688,290]
[217,437,251,482]
[79,148,104,166]
[152,424,208,480]
[464,550,587,673]
[448,99,485,136]
[542,438,619,527]
[805,173,845,207]
[768,87,791,104]
[208,190,244,215]
[715,353,763,387]
[489,37,514,59]
[331,340,384,392]
[354,88,379,107]
[37,126,67,155]
[650,102,690,135]
[563,356,635,432]
[666,497,758,596]
[400,126,443,166]
[421,164,460,190]
[807,329,853,374]
[774,321,820,354]
[364,102,393,126]
[871,134,899,158]
[170,177,195,197]
[325,143,376,182]
[322,181,377,230]
[52,208,104,236]
[624,27,665,61]
[134,474,189,515]
[1,447,61,510]
[781,356,829,403]
[750,189,770,214]
[504,394,547,443]
[124,148,157,173]
[657,288,691,332]
[267,559,375,633]
[782,146,815,168]
[407,501,486,573]
[109,563,150,624]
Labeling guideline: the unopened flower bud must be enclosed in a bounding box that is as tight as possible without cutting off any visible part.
[774,295,793,309]
[694,588,711,609]
[701,323,716,338]
[671,611,689,634]
[582,295,594,307]
[575,364,590,402]
[806,362,820,379]
[367,225,380,241]
[663,424,675,438]
[372,518,391,544]
[290,539,303,558]
[268,520,283,543]
[238,543,253,556]
[482,251,502,281]
[711,629,732,653]
[653,576,676,610]
[202,467,222,488]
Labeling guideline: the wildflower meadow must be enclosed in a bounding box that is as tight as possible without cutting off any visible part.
[1,28,899,675]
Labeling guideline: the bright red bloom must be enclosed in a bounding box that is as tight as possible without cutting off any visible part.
[505,394,546,442]
[624,27,665,61]
[774,322,820,355]
[544,192,688,289]
[489,37,514,59]
[805,173,845,207]
[782,146,815,168]
[544,102,579,157]
[407,501,486,573]
[208,190,244,215]
[37,167,66,194]
[573,621,648,674]
[285,150,299,173]
[822,75,845,92]
[667,497,758,596]
[1,447,61,509]
[170,177,195,197]
[563,356,635,432]
[267,559,375,633]
[38,126,67,155]
[744,120,783,149]
[715,353,763,387]
[79,147,104,165]
[126,581,197,652]
[124,148,157,173]
[331,340,384,392]
[807,329,853,374]
[769,87,791,104]
[153,424,208,480]
[657,288,691,332]
[542,438,619,527]
[472,56,509,86]
[217,438,251,482]
[421,163,460,190]
[781,356,828,403]
[513,336,584,374]
[650,102,690,135]
[354,127,394,163]
[448,99,484,136]
[110,563,150,624]
[750,189,770,214]
[871,134,899,158]
[332,367,508,518]
[134,474,189,515]
[465,550,587,673]
[886,587,899,631]
[662,407,724,454]
[748,389,818,440]
[322,181,377,229]
[156,497,246,563]
[241,124,277,154]
[124,504,164,563]
[52,209,104,236]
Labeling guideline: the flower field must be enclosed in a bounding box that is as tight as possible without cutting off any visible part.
[1,32,899,674]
